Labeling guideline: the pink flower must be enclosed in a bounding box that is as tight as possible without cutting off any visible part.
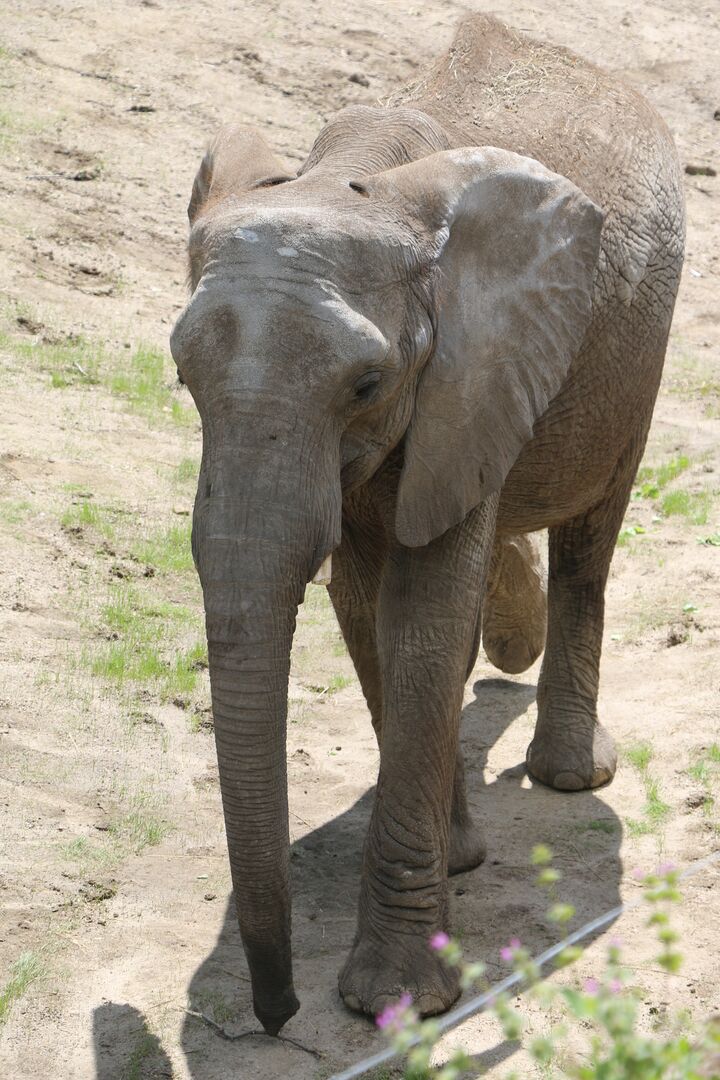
[430,931,450,951]
[632,867,645,881]
[583,978,600,995]
[657,861,676,876]
[500,937,521,963]
[609,979,623,994]
[375,993,413,1031]
[609,936,622,949]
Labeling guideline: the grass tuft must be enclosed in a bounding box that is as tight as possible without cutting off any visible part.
[635,455,690,498]
[660,489,712,525]
[132,522,193,573]
[624,741,671,837]
[0,952,45,1026]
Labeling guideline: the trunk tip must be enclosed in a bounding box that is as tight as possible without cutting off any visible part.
[255,990,300,1036]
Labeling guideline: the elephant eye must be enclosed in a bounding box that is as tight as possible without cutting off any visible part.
[353,370,382,402]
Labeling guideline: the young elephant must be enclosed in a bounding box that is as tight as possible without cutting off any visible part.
[170,15,684,1034]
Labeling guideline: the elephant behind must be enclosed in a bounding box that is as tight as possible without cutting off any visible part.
[170,14,684,1033]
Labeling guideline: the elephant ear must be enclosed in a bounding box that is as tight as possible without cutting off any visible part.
[188,124,294,224]
[375,147,604,549]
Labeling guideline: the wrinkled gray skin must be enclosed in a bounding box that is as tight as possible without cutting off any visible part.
[170,15,684,1034]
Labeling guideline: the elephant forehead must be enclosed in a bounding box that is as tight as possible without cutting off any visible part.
[198,204,425,289]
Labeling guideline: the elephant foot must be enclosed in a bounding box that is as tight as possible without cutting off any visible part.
[526,721,617,791]
[483,628,545,675]
[339,931,460,1020]
[483,534,547,675]
[449,817,486,876]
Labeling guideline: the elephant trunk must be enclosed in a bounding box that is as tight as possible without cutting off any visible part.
[195,409,339,1034]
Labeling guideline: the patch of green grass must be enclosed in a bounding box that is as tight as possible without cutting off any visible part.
[175,457,199,485]
[624,742,653,773]
[686,745,720,819]
[624,741,671,838]
[660,489,712,525]
[0,326,194,426]
[111,795,171,851]
[108,345,195,427]
[616,524,646,548]
[60,835,117,867]
[0,498,32,525]
[0,330,102,386]
[61,497,119,538]
[0,951,45,1026]
[305,673,353,695]
[132,522,193,573]
[62,796,171,872]
[192,989,238,1026]
[635,455,690,498]
[91,585,204,697]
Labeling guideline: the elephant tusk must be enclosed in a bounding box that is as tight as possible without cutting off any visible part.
[312,553,332,586]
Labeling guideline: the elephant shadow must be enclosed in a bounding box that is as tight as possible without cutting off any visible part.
[93,676,622,1077]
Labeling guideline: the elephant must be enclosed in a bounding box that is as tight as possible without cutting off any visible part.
[169,14,684,1036]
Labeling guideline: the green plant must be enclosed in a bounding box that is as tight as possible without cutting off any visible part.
[0,498,32,525]
[108,344,195,426]
[623,742,671,837]
[634,455,690,499]
[375,855,718,1079]
[616,524,645,547]
[0,951,45,1026]
[89,584,204,698]
[660,490,712,526]
[175,456,199,484]
[686,744,720,817]
[132,522,194,573]
[61,497,119,538]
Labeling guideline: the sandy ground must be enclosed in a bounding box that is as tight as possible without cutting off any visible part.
[0,1,719,1077]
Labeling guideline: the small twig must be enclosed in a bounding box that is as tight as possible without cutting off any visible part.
[217,967,251,983]
[73,360,88,377]
[185,1009,322,1058]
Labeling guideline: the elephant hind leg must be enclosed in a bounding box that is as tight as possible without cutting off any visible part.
[482,532,547,674]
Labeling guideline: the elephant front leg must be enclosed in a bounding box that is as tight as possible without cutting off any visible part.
[339,500,496,1019]
[329,515,486,878]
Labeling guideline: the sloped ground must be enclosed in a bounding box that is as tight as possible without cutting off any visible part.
[0,1,718,1077]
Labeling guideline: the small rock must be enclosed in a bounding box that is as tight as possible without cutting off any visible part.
[172,505,190,516]
[348,72,370,87]
[72,168,100,181]
[128,104,155,113]
[204,892,216,901]
[714,108,720,120]
[685,791,707,810]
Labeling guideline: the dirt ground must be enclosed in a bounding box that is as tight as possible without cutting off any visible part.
[0,1,719,1077]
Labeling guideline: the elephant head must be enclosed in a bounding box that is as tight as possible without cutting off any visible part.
[169,107,603,1034]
